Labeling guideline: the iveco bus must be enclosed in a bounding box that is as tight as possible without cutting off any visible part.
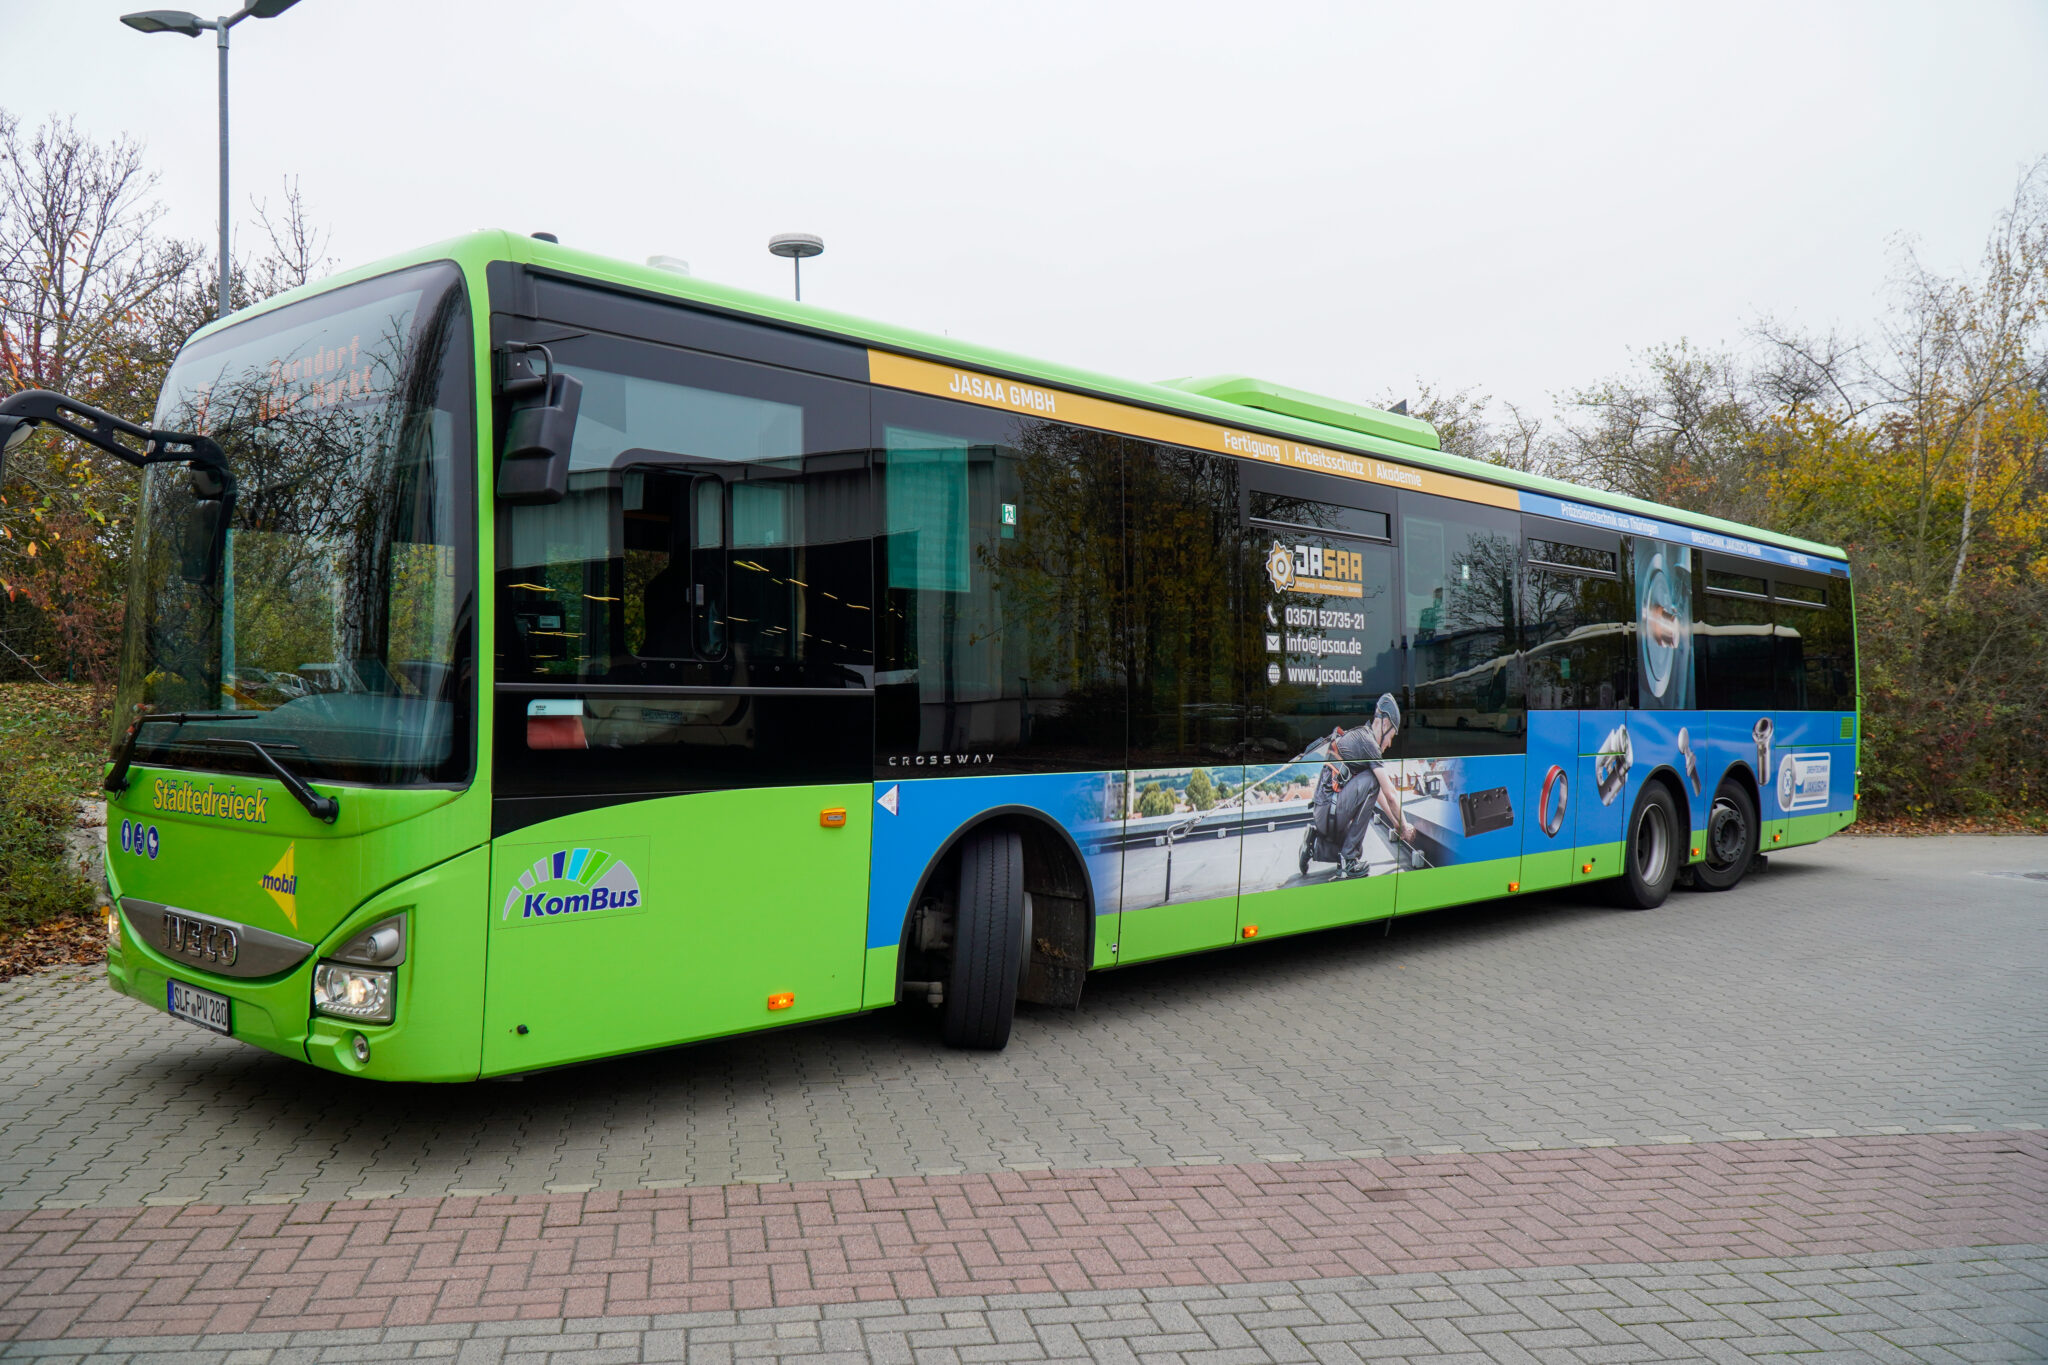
[0,232,1858,1079]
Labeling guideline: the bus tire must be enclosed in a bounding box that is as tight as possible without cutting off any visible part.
[940,829,1026,1050]
[1613,782,1680,910]
[1692,779,1757,892]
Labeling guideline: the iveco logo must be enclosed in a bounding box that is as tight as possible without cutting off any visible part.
[163,911,239,968]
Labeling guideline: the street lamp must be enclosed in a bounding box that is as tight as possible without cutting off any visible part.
[768,232,823,302]
[121,1,303,320]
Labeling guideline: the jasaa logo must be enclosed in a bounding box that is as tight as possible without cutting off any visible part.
[1265,540,1296,592]
[501,847,644,922]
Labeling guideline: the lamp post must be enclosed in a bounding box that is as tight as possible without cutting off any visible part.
[768,232,823,302]
[121,2,302,320]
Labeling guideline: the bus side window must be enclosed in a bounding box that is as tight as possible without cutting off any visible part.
[1520,529,1630,710]
[694,476,726,656]
[1773,572,1853,711]
[1696,565,1773,709]
[621,468,727,661]
[1399,493,1523,755]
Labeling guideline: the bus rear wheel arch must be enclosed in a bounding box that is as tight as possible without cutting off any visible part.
[902,811,1093,1049]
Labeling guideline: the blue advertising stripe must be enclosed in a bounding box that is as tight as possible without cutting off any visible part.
[866,772,1125,951]
[1519,491,1849,575]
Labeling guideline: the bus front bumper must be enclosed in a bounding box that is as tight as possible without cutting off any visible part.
[103,844,490,1082]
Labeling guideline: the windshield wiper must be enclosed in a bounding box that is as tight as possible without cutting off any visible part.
[189,737,340,824]
[105,711,261,793]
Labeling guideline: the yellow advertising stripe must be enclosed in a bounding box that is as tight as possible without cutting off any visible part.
[866,350,1518,510]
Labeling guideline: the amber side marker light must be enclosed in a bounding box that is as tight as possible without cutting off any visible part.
[820,808,847,827]
[767,992,795,1011]
[1581,863,1593,874]
[1241,925,1259,939]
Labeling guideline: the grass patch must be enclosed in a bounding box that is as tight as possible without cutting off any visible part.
[0,683,104,937]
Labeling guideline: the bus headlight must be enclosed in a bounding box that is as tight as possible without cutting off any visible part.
[313,962,394,1024]
[330,914,406,966]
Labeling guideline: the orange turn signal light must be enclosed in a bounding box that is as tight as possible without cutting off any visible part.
[767,992,795,1011]
[1581,863,1593,874]
[820,808,847,828]
[1242,925,1259,939]
[1772,832,1782,842]
[1507,881,1520,893]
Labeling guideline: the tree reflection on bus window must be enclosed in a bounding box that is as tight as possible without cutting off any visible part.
[1399,493,1523,756]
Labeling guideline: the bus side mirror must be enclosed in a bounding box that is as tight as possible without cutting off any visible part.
[177,489,228,584]
[498,372,582,505]
[0,414,33,480]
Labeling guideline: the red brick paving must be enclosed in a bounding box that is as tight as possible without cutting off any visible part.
[2,1131,2043,1342]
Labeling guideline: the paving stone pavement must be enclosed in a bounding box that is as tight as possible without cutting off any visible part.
[2,835,2045,1210]
[5,1245,2043,1363]
[1,1132,2042,1341]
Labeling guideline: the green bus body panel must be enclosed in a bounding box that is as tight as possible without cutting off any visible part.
[104,772,476,947]
[106,842,491,1081]
[863,946,900,1010]
[479,784,870,1076]
[1775,805,1856,850]
[1237,873,1395,941]
[1572,842,1626,886]
[302,846,490,1079]
[1393,855,1523,916]
[1520,847,1574,894]
[1117,894,1238,964]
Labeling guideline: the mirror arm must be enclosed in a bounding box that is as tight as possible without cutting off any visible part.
[498,340,554,399]
[0,389,233,489]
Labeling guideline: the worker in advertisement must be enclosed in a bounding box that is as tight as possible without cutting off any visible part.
[1300,693,1415,878]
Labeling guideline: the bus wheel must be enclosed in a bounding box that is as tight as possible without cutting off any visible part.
[1692,780,1757,892]
[1613,782,1680,910]
[940,829,1026,1050]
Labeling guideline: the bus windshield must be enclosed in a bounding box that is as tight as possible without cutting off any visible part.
[114,262,475,786]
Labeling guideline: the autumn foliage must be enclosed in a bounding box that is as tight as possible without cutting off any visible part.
[3,108,2043,825]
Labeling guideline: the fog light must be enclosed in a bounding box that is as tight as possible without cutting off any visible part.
[351,1033,371,1063]
[313,962,394,1024]
[105,909,122,950]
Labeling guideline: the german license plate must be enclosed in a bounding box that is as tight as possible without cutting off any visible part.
[166,979,231,1035]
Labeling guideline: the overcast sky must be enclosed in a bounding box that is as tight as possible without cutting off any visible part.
[5,0,2046,424]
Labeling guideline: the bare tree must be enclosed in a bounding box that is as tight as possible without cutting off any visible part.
[1549,341,1762,519]
[1384,381,1552,474]
[1754,157,2048,597]
[0,114,199,397]
[251,175,334,297]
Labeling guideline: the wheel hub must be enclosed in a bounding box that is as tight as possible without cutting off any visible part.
[1707,799,1746,866]
[1634,803,1670,883]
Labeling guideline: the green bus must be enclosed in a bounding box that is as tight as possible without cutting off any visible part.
[0,232,1858,1079]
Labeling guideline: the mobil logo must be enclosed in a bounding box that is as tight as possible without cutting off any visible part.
[500,845,646,924]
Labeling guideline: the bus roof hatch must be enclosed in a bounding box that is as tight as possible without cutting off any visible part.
[1158,374,1441,451]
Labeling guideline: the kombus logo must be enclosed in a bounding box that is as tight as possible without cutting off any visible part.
[501,847,644,923]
